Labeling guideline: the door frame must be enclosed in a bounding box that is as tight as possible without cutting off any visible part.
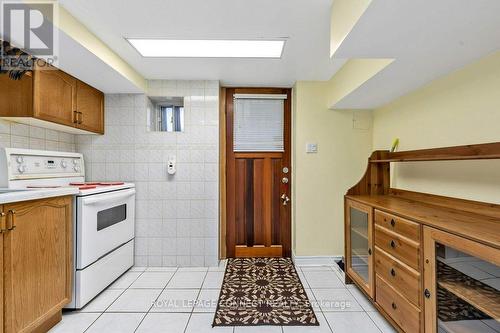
[220,87,292,258]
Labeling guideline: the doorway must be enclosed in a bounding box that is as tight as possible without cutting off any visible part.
[223,88,292,258]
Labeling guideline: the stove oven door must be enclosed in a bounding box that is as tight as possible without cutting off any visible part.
[76,188,135,269]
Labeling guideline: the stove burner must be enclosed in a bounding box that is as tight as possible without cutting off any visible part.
[78,185,97,190]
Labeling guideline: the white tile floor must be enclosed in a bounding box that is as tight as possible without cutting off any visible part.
[50,262,396,333]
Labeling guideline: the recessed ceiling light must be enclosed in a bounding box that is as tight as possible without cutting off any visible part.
[126,39,285,58]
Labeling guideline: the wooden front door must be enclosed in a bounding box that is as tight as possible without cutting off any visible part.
[226,88,291,258]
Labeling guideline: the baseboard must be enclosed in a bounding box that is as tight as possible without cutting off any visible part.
[291,252,343,266]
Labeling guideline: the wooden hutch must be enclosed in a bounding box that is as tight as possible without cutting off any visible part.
[344,142,500,333]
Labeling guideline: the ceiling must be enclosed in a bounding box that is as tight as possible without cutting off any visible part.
[57,30,143,93]
[57,0,500,105]
[333,0,500,109]
[59,0,345,87]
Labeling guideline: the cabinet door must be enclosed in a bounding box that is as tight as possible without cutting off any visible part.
[33,65,77,127]
[3,197,72,333]
[76,81,104,134]
[345,199,374,298]
[423,227,500,333]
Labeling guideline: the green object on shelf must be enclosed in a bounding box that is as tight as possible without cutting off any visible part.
[390,138,399,152]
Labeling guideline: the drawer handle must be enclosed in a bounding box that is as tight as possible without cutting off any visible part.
[391,302,397,310]
[7,210,16,231]
[390,240,396,248]
[390,268,396,277]
[390,219,396,227]
[0,212,6,233]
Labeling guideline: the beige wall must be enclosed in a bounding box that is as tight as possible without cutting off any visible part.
[292,81,373,256]
[373,51,500,204]
[292,51,500,258]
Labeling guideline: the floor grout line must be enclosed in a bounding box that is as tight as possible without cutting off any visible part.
[82,269,147,332]
[133,266,179,333]
[183,268,210,333]
[58,263,384,333]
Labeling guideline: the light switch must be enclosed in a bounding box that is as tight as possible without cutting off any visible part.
[306,143,318,153]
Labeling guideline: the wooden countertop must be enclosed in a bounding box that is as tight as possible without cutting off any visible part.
[345,194,500,249]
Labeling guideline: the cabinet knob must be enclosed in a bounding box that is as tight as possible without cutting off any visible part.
[391,302,397,310]
[390,219,396,227]
[424,289,431,298]
[390,240,396,248]
[390,268,396,277]
[368,248,372,255]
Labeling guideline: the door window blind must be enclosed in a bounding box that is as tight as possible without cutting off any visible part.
[233,98,284,152]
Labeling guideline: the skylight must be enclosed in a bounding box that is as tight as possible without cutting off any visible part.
[127,39,285,58]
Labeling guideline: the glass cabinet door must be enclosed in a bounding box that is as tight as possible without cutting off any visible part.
[346,200,373,297]
[424,227,500,333]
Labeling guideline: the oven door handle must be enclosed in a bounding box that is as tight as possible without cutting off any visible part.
[82,189,136,206]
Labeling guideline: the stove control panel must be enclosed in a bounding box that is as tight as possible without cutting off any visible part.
[0,148,84,179]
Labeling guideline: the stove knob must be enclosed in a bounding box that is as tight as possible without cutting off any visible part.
[61,160,68,168]
[74,165,80,172]
[17,165,26,173]
[16,156,24,164]
[73,159,78,165]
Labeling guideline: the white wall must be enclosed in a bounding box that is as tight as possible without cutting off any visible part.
[0,119,76,151]
[373,51,500,204]
[76,80,220,267]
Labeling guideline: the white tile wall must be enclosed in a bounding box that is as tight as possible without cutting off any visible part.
[0,119,76,152]
[76,80,220,267]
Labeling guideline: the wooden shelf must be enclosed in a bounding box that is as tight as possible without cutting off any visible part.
[369,142,500,163]
[352,248,369,265]
[351,227,368,239]
[438,261,500,320]
[438,280,500,319]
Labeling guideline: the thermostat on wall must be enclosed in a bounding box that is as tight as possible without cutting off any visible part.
[306,143,318,153]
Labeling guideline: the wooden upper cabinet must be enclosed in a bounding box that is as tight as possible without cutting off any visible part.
[76,80,104,134]
[33,65,77,128]
[3,197,72,333]
[0,63,104,134]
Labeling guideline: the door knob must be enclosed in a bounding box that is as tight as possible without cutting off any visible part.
[281,193,290,206]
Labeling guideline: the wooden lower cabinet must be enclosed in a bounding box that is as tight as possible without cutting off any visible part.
[423,227,500,333]
[0,196,72,333]
[346,204,424,332]
[376,275,421,333]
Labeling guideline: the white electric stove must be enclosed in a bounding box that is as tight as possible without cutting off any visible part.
[0,148,135,309]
